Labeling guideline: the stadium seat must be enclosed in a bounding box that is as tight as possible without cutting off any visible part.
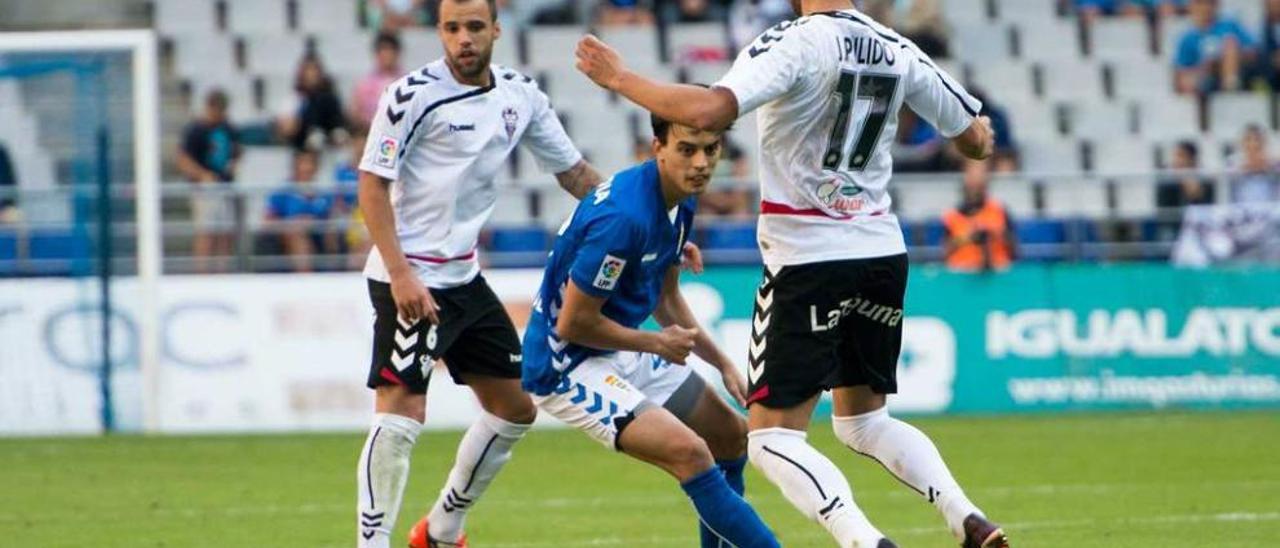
[1014,19,1080,62]
[296,0,359,32]
[1020,139,1081,173]
[896,181,960,221]
[597,26,661,69]
[238,147,293,186]
[1136,95,1200,139]
[187,74,257,120]
[0,230,16,260]
[29,230,91,260]
[490,226,550,252]
[242,33,308,76]
[989,176,1036,217]
[700,222,757,250]
[313,32,375,77]
[1000,98,1061,140]
[154,0,218,34]
[1087,18,1151,61]
[490,191,533,226]
[667,23,730,64]
[225,0,288,34]
[526,26,589,69]
[995,0,1059,25]
[171,33,237,81]
[952,23,1013,64]
[1044,176,1108,216]
[679,62,731,87]
[1220,0,1265,25]
[1158,17,1192,57]
[1109,59,1175,101]
[967,63,1035,103]
[919,219,947,247]
[940,0,992,26]
[400,29,447,65]
[1089,139,1155,174]
[1015,218,1068,261]
[1069,101,1135,139]
[1038,60,1104,102]
[260,74,295,115]
[1208,93,1271,139]
[1113,177,1158,217]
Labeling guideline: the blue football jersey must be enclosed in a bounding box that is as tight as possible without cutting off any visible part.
[522,160,697,395]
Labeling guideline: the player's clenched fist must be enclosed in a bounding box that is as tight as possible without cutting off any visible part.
[654,324,699,365]
[575,35,625,90]
[390,271,441,325]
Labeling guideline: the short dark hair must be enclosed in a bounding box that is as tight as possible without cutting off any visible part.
[434,0,498,22]
[374,31,401,52]
[205,89,229,110]
[649,84,730,144]
[1175,140,1199,162]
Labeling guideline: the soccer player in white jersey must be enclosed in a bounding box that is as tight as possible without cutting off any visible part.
[575,1,1008,547]
[354,1,610,547]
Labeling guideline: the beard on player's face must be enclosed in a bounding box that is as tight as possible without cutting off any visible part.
[449,45,491,78]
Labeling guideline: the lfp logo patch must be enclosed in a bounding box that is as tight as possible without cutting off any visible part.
[593,254,626,290]
[374,135,399,168]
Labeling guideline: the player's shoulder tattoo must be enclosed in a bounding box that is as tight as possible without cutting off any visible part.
[748,17,812,58]
[383,66,445,125]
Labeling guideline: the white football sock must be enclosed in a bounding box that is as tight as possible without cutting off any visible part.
[748,428,884,548]
[832,407,981,538]
[426,411,531,542]
[357,413,422,548]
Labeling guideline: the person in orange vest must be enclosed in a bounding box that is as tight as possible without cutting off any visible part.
[943,159,1016,272]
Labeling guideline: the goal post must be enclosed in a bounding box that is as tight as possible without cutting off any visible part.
[0,30,162,433]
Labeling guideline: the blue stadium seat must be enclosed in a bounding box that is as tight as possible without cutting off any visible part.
[921,220,948,247]
[1016,219,1068,262]
[701,222,757,250]
[0,230,15,276]
[29,230,91,260]
[490,227,550,253]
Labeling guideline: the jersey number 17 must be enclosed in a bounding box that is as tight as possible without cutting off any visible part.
[822,71,899,172]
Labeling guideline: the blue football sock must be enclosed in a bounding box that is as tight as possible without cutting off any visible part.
[682,466,778,548]
[699,457,750,547]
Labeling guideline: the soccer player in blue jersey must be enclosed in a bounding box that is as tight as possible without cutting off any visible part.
[522,113,778,548]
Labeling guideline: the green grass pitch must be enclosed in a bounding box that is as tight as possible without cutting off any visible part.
[2,411,1278,547]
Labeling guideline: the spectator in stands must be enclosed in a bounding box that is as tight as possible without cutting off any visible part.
[331,129,373,268]
[266,149,340,272]
[942,158,1017,272]
[1155,140,1215,239]
[1157,140,1216,208]
[894,109,955,172]
[1174,0,1258,95]
[597,0,656,26]
[366,0,427,30]
[177,89,241,273]
[902,0,950,59]
[1231,125,1280,203]
[967,87,1019,172]
[350,32,403,131]
[659,0,725,23]
[0,140,17,223]
[277,55,348,151]
[1075,1,1183,25]
[1263,0,1280,88]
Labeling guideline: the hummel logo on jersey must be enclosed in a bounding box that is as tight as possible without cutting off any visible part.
[593,254,626,290]
[448,123,476,132]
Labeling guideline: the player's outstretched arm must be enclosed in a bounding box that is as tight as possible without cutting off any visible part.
[652,267,748,406]
[554,160,605,200]
[575,35,738,132]
[358,171,440,324]
[558,279,698,365]
[953,115,995,161]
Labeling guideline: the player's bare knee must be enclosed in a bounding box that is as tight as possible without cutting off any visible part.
[375,385,426,423]
[665,432,714,480]
[489,397,537,425]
